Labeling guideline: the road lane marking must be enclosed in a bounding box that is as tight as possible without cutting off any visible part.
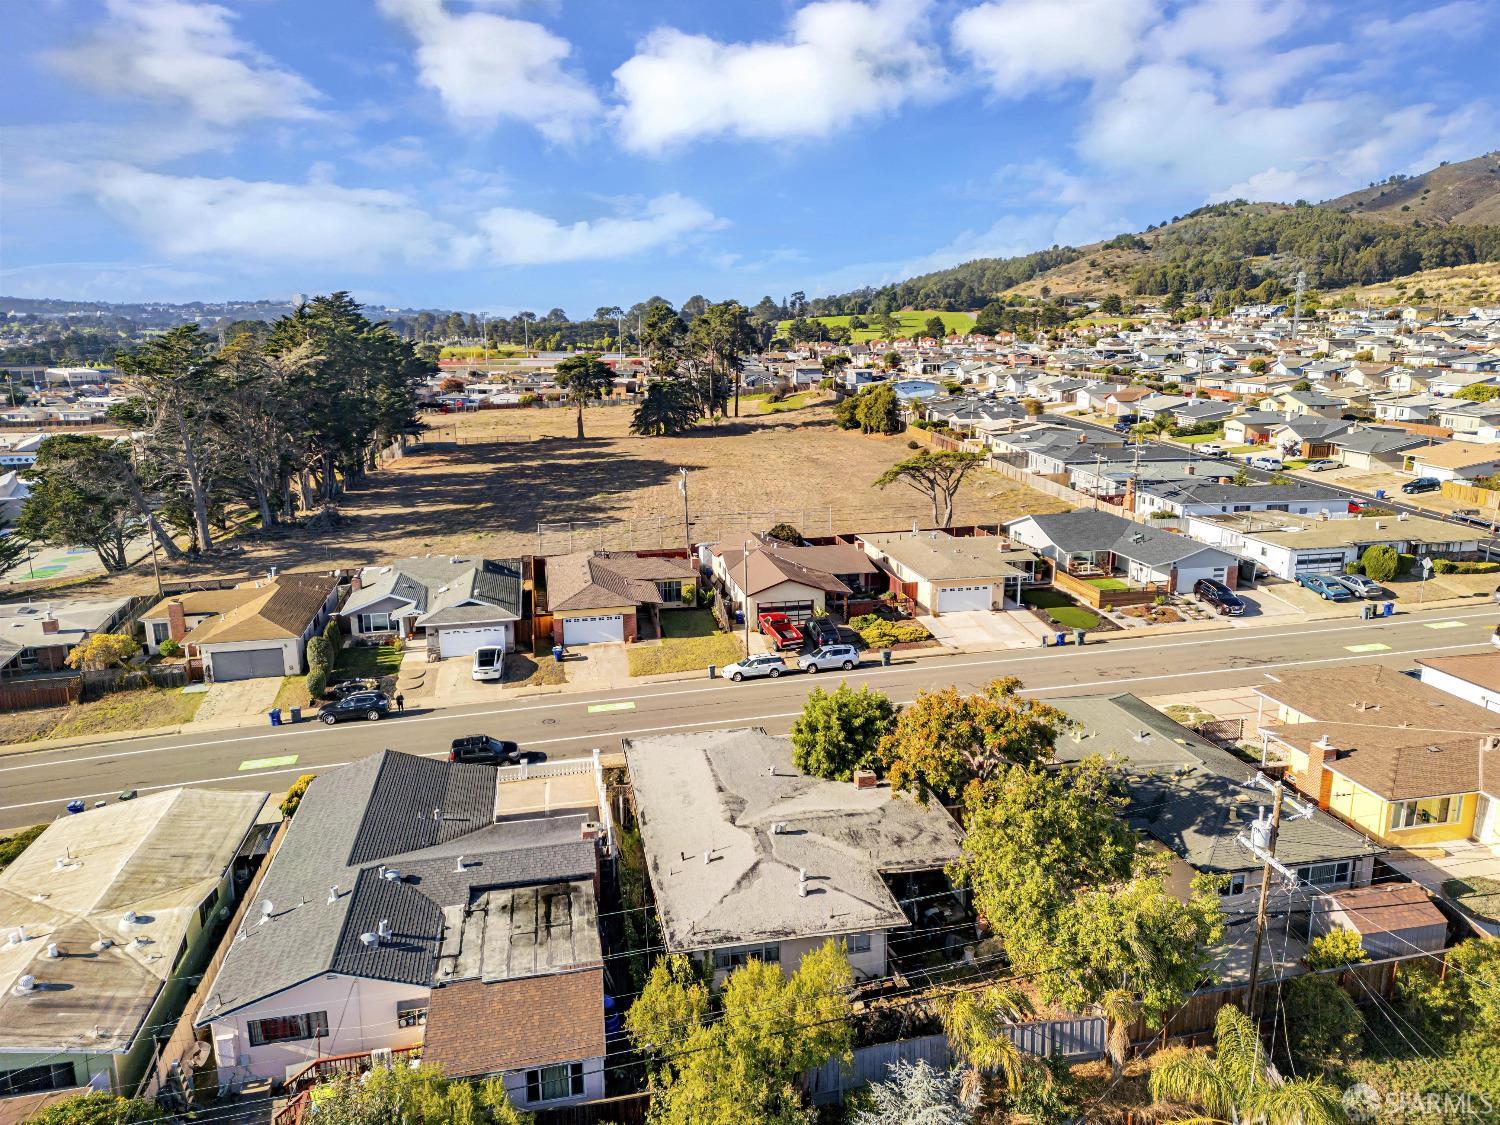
[238,755,298,771]
[5,605,1497,776]
[1,636,1490,819]
[586,701,635,713]
[1344,643,1391,653]
[1424,621,1466,629]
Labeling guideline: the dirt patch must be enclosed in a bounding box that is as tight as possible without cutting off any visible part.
[4,405,1068,600]
[503,652,567,688]
[0,687,205,747]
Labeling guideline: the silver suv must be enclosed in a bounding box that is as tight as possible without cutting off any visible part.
[722,654,787,682]
[799,644,860,673]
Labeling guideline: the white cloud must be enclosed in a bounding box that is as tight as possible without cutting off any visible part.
[46,0,319,126]
[468,193,724,265]
[377,0,600,141]
[955,0,1157,96]
[613,0,946,152]
[82,166,722,272]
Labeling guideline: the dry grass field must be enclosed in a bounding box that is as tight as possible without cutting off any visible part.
[5,402,1067,598]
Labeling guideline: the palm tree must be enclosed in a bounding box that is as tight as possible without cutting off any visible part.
[1099,988,1141,1083]
[1148,1004,1349,1125]
[942,985,1043,1106]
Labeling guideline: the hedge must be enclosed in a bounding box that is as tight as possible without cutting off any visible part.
[1432,559,1500,574]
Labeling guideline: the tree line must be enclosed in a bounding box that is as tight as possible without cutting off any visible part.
[14,293,431,572]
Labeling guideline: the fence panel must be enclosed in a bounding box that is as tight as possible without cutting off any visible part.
[0,678,80,713]
[533,1092,650,1125]
[805,1034,951,1104]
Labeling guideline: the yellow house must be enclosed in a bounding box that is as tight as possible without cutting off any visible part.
[1255,665,1500,849]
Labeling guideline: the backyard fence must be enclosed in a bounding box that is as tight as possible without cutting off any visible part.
[80,664,190,700]
[986,457,1100,508]
[0,677,80,713]
[535,507,834,556]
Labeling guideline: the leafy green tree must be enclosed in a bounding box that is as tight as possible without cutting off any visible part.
[924,315,948,340]
[631,379,698,436]
[280,773,317,818]
[688,301,756,416]
[305,1063,531,1124]
[0,519,28,575]
[1360,543,1400,583]
[854,383,902,434]
[19,434,143,572]
[1149,1004,1348,1125]
[833,392,862,430]
[790,683,898,780]
[65,633,139,670]
[878,678,1071,801]
[1304,930,1368,972]
[1100,293,1124,314]
[1283,974,1364,1067]
[641,303,687,380]
[27,1092,169,1124]
[943,984,1038,1100]
[882,351,903,371]
[1455,383,1500,402]
[855,1059,971,1125]
[627,943,853,1125]
[874,449,987,527]
[554,353,615,439]
[765,522,801,542]
[305,635,334,675]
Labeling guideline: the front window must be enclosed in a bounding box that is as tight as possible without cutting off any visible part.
[358,611,392,633]
[846,933,872,954]
[1389,796,1463,831]
[655,580,686,603]
[247,1010,329,1046]
[711,942,781,970]
[396,1000,428,1029]
[152,622,170,644]
[1294,860,1353,889]
[525,1062,584,1103]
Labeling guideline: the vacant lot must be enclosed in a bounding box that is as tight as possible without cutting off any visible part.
[0,687,205,746]
[774,310,976,343]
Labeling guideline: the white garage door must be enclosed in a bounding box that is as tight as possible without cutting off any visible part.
[1294,551,1349,576]
[563,614,625,645]
[438,626,510,659]
[936,585,992,613]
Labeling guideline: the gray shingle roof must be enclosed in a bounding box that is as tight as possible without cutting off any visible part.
[352,556,522,626]
[1014,509,1230,567]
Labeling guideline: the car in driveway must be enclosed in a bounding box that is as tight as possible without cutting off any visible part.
[1193,577,1245,615]
[449,734,520,764]
[1304,459,1339,472]
[721,654,788,681]
[317,691,390,725]
[799,644,860,673]
[330,677,381,698]
[1298,574,1353,601]
[805,617,842,647]
[1402,476,1442,494]
[1331,574,1384,599]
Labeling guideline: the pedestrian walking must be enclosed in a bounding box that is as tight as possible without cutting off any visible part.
[395,692,405,713]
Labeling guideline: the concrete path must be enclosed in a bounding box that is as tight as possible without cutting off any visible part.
[189,677,283,731]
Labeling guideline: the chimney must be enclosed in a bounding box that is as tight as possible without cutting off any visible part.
[350,573,362,592]
[1307,735,1337,808]
[166,600,187,642]
[853,769,878,790]
[1186,464,1195,475]
[41,614,59,635]
[1123,476,1137,512]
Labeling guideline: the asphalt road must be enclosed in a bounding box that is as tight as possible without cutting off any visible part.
[2,602,1496,830]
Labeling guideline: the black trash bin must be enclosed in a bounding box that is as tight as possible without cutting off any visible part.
[880,649,893,666]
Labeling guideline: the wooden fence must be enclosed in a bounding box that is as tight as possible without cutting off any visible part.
[0,677,79,712]
[1441,481,1500,511]
[534,1092,650,1125]
[80,664,190,700]
[1053,567,1164,609]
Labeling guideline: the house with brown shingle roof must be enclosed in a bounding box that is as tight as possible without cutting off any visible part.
[544,550,698,645]
[709,537,881,623]
[178,572,341,681]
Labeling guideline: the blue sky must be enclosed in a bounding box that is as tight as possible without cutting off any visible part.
[3,0,1496,315]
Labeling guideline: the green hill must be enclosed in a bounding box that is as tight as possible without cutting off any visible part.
[776,310,975,343]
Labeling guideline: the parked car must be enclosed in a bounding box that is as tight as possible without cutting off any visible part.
[1112,421,1134,434]
[449,734,520,764]
[471,646,505,682]
[722,654,788,682]
[1331,574,1384,599]
[1248,455,1283,471]
[799,644,860,673]
[1402,476,1442,494]
[318,691,390,725]
[330,677,381,698]
[1193,577,1245,616]
[1304,459,1339,472]
[1197,443,1225,457]
[1298,574,1353,601]
[805,617,842,647]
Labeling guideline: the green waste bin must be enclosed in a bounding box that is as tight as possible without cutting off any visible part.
[1073,628,1087,646]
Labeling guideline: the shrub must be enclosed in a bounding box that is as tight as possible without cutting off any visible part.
[1360,544,1399,583]
[1433,559,1500,574]
[1283,974,1364,1066]
[1148,510,1176,519]
[908,440,922,449]
[157,638,182,658]
[765,522,801,543]
[279,774,317,818]
[28,1092,169,1124]
[1305,929,1368,972]
[305,635,334,675]
[323,617,342,652]
[857,619,930,648]
[65,633,140,670]
[305,668,328,701]
[1397,551,1418,576]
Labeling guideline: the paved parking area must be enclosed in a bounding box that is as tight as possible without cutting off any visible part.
[919,610,1050,650]
[191,677,283,729]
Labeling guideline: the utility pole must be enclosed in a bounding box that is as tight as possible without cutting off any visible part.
[742,539,753,656]
[679,468,691,563]
[1290,269,1307,342]
[1238,774,1315,1022]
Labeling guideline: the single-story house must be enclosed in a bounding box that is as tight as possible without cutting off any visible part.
[1403,440,1500,483]
[1103,387,1153,417]
[1416,652,1500,713]
[1223,410,1288,446]
[1255,664,1500,849]
[1005,509,1241,592]
[142,586,275,655]
[0,596,133,678]
[858,530,1041,614]
[345,556,523,657]
[1326,427,1430,472]
[181,573,341,682]
[545,550,698,645]
[1270,417,1352,459]
[1133,481,1354,521]
[624,728,965,983]
[1432,401,1500,436]
[197,751,611,1110]
[1171,400,1236,427]
[711,539,880,623]
[1052,694,1382,914]
[0,788,270,1102]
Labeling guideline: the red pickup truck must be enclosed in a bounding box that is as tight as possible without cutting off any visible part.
[757,612,804,651]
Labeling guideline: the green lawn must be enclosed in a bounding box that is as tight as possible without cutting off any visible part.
[760,390,825,413]
[1022,588,1102,631]
[1174,429,1226,445]
[334,642,404,679]
[1084,577,1129,591]
[1443,875,1500,923]
[630,610,743,675]
[775,310,976,343]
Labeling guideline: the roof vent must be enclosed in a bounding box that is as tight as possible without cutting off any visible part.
[258,901,274,924]
[1426,744,1444,754]
[360,932,379,948]
[1133,730,1152,742]
[382,867,401,882]
[377,918,392,941]
[7,927,24,946]
[13,975,36,995]
[453,855,466,873]
[327,886,339,904]
[45,943,60,959]
[91,936,112,952]
[118,912,136,931]
[772,822,787,835]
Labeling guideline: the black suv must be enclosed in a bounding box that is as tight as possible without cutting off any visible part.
[1193,577,1245,616]
[805,617,842,647]
[450,734,521,765]
[317,691,390,725]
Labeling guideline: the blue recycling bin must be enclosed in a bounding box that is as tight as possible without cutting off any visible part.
[1055,631,1067,646]
[1375,489,1386,500]
[268,708,282,727]
[552,644,564,662]
[1383,601,1395,617]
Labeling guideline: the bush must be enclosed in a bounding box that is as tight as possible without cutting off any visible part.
[157,638,182,658]
[765,522,801,543]
[1345,560,1364,575]
[279,774,317,818]
[305,668,328,701]
[305,635,334,675]
[1305,929,1368,972]
[323,617,342,652]
[1433,559,1500,574]
[856,619,930,648]
[65,633,140,670]
[28,1092,168,1124]
[1360,544,1400,583]
[1148,510,1176,519]
[1397,552,1418,577]
[1283,974,1364,1066]
[907,439,922,449]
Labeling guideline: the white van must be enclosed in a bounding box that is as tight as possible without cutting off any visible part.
[472,646,505,682]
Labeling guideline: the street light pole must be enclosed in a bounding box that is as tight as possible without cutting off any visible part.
[1244,786,1284,1024]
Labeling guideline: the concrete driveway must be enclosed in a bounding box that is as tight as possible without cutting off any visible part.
[919,610,1049,650]
[191,677,283,730]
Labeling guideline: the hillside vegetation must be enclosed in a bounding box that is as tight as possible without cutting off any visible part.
[775,310,975,343]
[1328,261,1500,310]
[1320,151,1500,226]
